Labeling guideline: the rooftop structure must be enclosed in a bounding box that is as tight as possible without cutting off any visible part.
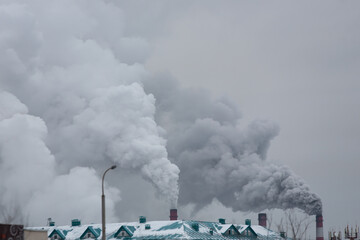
[27,219,286,240]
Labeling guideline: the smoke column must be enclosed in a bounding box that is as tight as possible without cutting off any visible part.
[144,76,322,216]
[0,0,178,225]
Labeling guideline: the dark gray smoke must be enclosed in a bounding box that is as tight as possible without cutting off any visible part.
[144,76,322,216]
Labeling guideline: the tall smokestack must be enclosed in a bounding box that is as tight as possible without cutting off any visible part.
[316,214,324,240]
[170,209,178,221]
[258,213,267,228]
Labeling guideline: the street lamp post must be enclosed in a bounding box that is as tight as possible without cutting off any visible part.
[102,165,116,240]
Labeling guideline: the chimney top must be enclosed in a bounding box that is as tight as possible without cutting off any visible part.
[316,214,324,240]
[170,209,178,221]
[258,213,267,228]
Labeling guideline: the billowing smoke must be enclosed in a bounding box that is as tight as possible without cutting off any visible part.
[0,0,321,226]
[0,91,121,224]
[144,76,322,215]
[0,0,178,225]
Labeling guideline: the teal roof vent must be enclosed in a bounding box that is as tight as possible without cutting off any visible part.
[245,219,251,226]
[71,219,81,227]
[219,218,226,224]
[145,224,151,230]
[192,223,199,231]
[139,216,146,223]
[47,218,55,226]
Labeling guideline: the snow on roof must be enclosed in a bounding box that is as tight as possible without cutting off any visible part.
[237,225,254,235]
[80,226,101,239]
[218,224,237,234]
[49,229,66,240]
[27,220,285,240]
[251,225,284,240]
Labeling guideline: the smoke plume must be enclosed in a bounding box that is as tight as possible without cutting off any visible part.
[0,0,178,225]
[144,77,322,215]
[0,0,321,226]
[0,91,121,224]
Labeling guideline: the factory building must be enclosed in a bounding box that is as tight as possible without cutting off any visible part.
[26,212,287,240]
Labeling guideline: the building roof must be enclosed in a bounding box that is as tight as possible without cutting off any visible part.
[114,225,136,238]
[237,225,257,236]
[27,220,286,240]
[80,226,101,239]
[218,224,242,236]
[48,229,66,240]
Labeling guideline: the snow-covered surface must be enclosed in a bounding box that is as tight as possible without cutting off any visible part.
[218,224,236,234]
[250,225,287,240]
[26,220,286,240]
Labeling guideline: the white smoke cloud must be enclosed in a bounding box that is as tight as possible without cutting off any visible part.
[0,92,54,207]
[57,83,179,205]
[0,91,28,120]
[0,91,120,225]
[26,167,121,225]
[0,0,178,225]
[0,92,119,225]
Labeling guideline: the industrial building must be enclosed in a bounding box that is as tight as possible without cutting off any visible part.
[25,211,287,240]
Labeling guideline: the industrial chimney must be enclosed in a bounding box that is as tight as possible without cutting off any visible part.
[170,209,178,221]
[258,213,267,228]
[316,214,324,240]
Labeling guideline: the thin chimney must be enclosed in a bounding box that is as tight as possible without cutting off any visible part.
[316,214,324,240]
[170,209,178,221]
[258,213,267,228]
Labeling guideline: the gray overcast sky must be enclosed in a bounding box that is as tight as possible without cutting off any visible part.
[0,0,359,236]
[141,0,360,230]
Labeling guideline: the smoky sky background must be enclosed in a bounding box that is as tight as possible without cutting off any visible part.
[0,0,359,237]
[144,0,360,230]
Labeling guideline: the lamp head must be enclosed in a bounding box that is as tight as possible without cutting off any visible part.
[111,165,117,170]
